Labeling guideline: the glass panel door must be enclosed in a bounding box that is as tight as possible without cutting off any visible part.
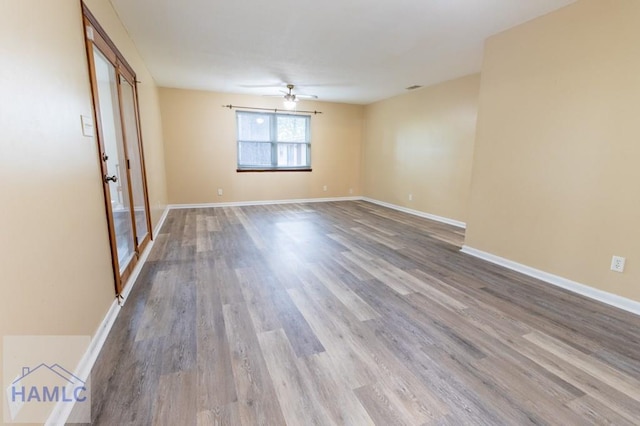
[119,78,149,245]
[84,7,153,295]
[93,46,136,273]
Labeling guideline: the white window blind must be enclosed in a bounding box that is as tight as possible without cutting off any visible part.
[237,111,311,171]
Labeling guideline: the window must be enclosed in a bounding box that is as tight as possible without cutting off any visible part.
[237,111,311,171]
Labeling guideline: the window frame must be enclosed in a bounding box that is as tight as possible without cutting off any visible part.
[236,110,312,172]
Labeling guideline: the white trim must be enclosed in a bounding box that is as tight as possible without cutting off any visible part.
[168,196,362,209]
[460,245,640,317]
[45,299,120,425]
[362,197,466,229]
[46,207,169,425]
[153,205,170,238]
[118,237,154,303]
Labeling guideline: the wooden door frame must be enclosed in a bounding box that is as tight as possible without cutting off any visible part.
[117,70,152,255]
[81,2,152,295]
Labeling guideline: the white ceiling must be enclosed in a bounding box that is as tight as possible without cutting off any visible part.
[109,0,576,104]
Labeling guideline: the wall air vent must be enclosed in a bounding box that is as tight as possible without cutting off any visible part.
[405,85,422,90]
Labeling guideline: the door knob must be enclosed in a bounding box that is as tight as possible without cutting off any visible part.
[105,175,118,183]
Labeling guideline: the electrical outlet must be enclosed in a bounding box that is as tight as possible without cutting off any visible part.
[323,185,327,192]
[217,188,223,196]
[409,193,413,201]
[610,256,625,273]
[349,188,353,195]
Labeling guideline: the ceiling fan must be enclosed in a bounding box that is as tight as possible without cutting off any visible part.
[266,84,318,109]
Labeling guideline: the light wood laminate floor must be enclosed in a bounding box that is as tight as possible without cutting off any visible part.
[85,201,640,425]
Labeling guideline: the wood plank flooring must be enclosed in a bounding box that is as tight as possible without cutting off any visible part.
[84,201,640,425]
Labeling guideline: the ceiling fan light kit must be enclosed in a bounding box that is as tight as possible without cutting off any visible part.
[283,86,299,110]
[262,84,318,110]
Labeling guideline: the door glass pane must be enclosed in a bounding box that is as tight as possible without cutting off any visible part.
[120,79,148,241]
[93,46,135,272]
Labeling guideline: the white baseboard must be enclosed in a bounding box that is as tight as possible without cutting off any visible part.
[153,205,170,237]
[119,238,155,303]
[46,208,169,425]
[362,197,466,229]
[460,245,640,317]
[168,196,362,209]
[45,299,120,425]
[168,197,467,231]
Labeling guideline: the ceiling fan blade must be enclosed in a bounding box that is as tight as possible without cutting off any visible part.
[295,94,318,99]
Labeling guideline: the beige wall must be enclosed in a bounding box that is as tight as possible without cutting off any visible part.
[466,0,640,302]
[0,0,167,409]
[159,88,363,204]
[362,75,480,223]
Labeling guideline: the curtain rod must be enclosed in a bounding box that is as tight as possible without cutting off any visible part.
[222,104,323,115]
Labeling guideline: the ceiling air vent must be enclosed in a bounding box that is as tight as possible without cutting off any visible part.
[405,85,422,90]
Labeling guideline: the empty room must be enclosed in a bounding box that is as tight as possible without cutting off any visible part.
[1,0,640,424]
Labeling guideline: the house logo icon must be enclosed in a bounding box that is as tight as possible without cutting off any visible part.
[6,363,89,422]
[11,363,88,404]
[3,335,91,423]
